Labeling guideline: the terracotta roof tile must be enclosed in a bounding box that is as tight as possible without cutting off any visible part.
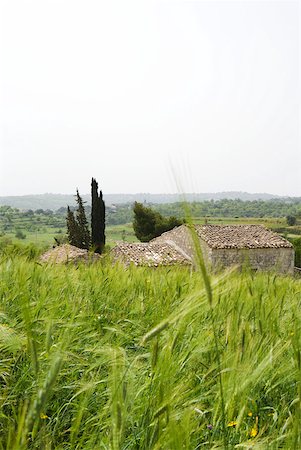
[111,242,191,266]
[195,224,293,249]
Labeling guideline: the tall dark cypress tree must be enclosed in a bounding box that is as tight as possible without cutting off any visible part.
[66,206,80,247]
[99,189,106,249]
[75,189,91,249]
[91,178,106,253]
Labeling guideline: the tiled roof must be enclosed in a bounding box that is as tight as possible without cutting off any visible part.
[195,225,293,249]
[110,242,191,266]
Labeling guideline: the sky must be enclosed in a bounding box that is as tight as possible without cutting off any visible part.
[0,0,300,196]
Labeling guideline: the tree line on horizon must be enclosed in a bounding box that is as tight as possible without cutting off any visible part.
[1,198,301,225]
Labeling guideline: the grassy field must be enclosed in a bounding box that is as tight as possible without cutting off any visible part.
[1,223,137,248]
[0,243,301,449]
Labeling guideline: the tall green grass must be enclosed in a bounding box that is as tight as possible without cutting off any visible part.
[0,246,300,448]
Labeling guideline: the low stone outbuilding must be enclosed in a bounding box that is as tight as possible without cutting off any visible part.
[40,244,100,264]
[152,224,294,274]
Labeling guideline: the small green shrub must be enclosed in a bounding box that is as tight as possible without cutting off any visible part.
[15,229,26,239]
[133,202,182,242]
[288,236,301,267]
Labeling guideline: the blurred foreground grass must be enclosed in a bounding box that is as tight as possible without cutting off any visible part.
[0,243,301,449]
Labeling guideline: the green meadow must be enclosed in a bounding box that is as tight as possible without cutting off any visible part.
[1,223,137,248]
[0,242,301,449]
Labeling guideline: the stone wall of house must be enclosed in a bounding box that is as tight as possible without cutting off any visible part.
[152,226,215,265]
[152,225,195,260]
[209,247,295,274]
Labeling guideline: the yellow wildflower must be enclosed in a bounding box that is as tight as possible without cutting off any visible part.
[40,413,49,420]
[250,415,259,438]
[227,421,237,427]
[248,411,253,417]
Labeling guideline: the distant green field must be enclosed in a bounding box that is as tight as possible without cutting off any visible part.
[193,216,285,227]
[105,223,138,244]
[3,229,63,247]
[2,223,137,248]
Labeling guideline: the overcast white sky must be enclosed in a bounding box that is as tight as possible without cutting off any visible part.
[0,0,300,196]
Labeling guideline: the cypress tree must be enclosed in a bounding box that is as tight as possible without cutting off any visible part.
[66,206,80,247]
[75,189,91,249]
[91,178,106,253]
[99,189,106,249]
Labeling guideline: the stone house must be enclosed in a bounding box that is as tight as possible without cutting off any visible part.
[152,224,294,274]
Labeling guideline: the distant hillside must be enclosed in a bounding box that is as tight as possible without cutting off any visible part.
[0,191,298,211]
[0,194,87,211]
